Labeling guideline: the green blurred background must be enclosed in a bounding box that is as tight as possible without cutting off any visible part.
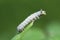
[0,0,60,40]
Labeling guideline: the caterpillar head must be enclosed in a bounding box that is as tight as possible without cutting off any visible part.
[40,9,46,15]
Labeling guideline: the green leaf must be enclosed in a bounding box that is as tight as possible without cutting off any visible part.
[11,21,34,40]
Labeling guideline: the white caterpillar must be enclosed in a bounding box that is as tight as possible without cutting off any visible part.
[17,9,46,32]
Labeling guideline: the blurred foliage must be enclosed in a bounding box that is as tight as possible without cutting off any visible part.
[0,0,60,40]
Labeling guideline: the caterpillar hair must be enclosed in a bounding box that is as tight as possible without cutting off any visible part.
[17,9,46,32]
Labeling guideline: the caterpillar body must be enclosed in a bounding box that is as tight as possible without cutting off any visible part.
[17,9,46,32]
